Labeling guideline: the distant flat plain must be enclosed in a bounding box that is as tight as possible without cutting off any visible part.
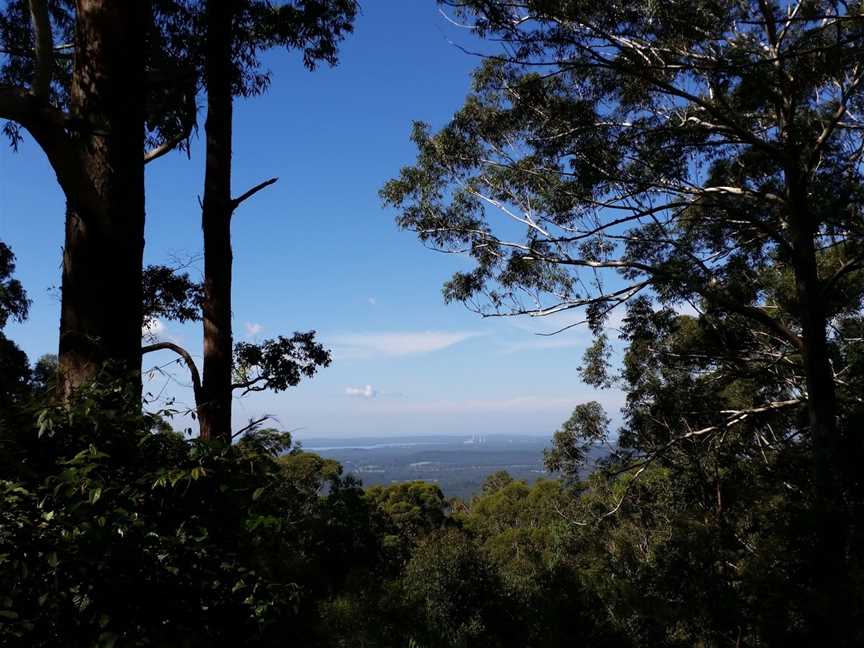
[297,434,556,499]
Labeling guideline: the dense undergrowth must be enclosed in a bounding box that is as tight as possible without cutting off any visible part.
[1,372,861,647]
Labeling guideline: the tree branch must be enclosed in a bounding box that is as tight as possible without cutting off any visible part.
[479,280,649,321]
[600,398,803,518]
[809,64,864,171]
[231,375,268,395]
[144,80,197,164]
[145,66,196,88]
[822,251,864,297]
[0,86,104,219]
[549,254,805,350]
[700,287,804,352]
[0,85,57,124]
[230,177,278,210]
[142,341,203,406]
[231,415,273,440]
[144,130,191,164]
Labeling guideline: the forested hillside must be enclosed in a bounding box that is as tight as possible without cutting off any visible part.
[1,1,863,646]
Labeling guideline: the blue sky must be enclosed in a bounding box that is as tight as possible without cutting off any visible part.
[0,2,623,439]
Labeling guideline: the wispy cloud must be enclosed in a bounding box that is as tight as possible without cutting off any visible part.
[499,336,587,355]
[345,384,377,399]
[329,330,483,359]
[245,322,263,338]
[368,297,377,306]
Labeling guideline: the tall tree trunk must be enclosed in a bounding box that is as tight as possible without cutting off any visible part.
[793,244,841,505]
[788,174,851,643]
[199,0,235,442]
[58,0,147,397]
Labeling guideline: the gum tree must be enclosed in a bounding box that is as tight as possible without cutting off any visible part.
[0,1,196,396]
[383,1,864,640]
[142,0,355,441]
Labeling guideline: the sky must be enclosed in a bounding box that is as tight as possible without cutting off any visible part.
[0,2,624,440]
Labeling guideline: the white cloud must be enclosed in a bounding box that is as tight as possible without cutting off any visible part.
[329,331,483,359]
[368,297,377,305]
[346,384,377,398]
[245,322,263,338]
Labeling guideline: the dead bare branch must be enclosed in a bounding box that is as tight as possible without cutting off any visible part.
[231,177,278,210]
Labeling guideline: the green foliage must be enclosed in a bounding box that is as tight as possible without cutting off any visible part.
[579,332,614,389]
[1,1,359,151]
[366,481,449,547]
[381,0,864,336]
[0,332,31,406]
[233,332,332,394]
[462,479,568,592]
[479,469,513,496]
[0,247,53,409]
[0,241,28,328]
[554,297,864,645]
[0,382,381,646]
[142,265,204,324]
[278,447,342,494]
[3,2,864,646]
[3,365,845,646]
[382,2,864,643]
[30,354,58,394]
[544,401,609,483]
[401,529,506,648]
[240,0,359,73]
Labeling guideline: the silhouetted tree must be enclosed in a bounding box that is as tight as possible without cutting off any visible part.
[199,0,355,440]
[0,241,31,405]
[383,2,864,637]
[140,0,354,441]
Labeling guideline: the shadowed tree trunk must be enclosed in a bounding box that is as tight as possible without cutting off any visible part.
[0,1,192,401]
[53,1,149,397]
[786,169,850,642]
[199,0,235,442]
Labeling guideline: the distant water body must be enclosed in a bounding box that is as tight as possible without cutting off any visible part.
[306,441,454,451]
